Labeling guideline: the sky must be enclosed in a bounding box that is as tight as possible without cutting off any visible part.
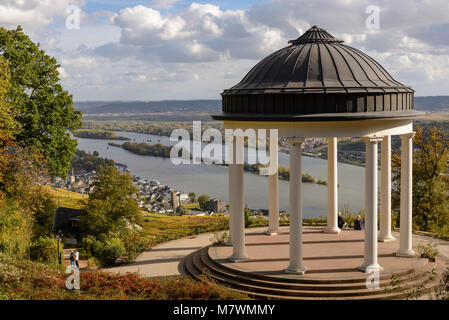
[1,0,449,101]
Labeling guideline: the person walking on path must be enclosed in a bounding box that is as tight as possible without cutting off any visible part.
[74,249,79,269]
[69,250,75,269]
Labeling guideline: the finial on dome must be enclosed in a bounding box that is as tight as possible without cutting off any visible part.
[288,25,344,45]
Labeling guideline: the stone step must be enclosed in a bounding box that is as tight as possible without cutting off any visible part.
[240,275,442,300]
[192,255,436,298]
[182,247,446,300]
[203,246,430,285]
[206,246,424,284]
[196,248,434,292]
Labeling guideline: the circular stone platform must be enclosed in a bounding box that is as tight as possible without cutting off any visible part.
[209,226,425,281]
[183,226,445,299]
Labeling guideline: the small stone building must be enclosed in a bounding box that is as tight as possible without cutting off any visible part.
[205,198,227,213]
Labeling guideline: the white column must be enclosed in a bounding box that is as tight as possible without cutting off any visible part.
[379,135,395,242]
[359,136,383,272]
[225,138,234,246]
[325,137,340,234]
[285,138,306,275]
[265,140,280,235]
[397,132,416,257]
[229,137,249,262]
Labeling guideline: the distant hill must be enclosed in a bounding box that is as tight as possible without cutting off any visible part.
[414,96,449,111]
[75,100,221,114]
[75,96,449,115]
[74,101,115,113]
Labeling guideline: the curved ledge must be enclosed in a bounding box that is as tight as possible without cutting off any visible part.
[211,110,425,122]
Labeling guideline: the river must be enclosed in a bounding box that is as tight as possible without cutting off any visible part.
[76,131,369,218]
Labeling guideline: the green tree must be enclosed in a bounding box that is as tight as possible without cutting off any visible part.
[80,166,142,237]
[0,146,57,238]
[0,26,81,177]
[392,127,449,235]
[0,56,19,185]
[198,194,210,210]
[90,237,126,267]
[30,190,58,239]
[29,236,63,267]
[71,149,115,172]
[0,203,33,258]
[176,205,186,215]
[188,192,197,202]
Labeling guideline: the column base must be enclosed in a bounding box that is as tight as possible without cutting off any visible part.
[228,254,250,263]
[358,263,383,272]
[264,229,281,236]
[285,266,307,275]
[323,227,340,234]
[378,235,396,242]
[396,249,416,257]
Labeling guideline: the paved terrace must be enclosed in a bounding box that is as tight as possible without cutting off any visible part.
[107,226,449,279]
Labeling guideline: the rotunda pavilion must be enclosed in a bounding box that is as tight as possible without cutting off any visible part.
[212,25,423,274]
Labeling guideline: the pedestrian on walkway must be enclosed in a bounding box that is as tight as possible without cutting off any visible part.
[74,249,79,269]
[69,250,76,269]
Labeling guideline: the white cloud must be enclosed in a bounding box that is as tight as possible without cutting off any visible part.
[133,74,147,82]
[110,3,288,63]
[113,5,167,45]
[259,28,284,52]
[62,56,98,69]
[75,0,449,98]
[57,66,68,79]
[0,0,85,30]
[6,0,449,100]
[160,16,188,40]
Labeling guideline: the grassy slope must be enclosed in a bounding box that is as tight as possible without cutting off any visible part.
[43,186,87,209]
[183,202,200,209]
[141,214,229,246]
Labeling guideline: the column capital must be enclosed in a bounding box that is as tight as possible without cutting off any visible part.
[400,131,416,140]
[285,137,305,146]
[361,135,384,143]
[382,135,391,143]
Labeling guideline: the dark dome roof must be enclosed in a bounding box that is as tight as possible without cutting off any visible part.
[214,26,421,121]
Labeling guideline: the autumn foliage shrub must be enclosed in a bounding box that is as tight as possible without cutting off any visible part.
[0,252,248,300]
[80,272,248,300]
